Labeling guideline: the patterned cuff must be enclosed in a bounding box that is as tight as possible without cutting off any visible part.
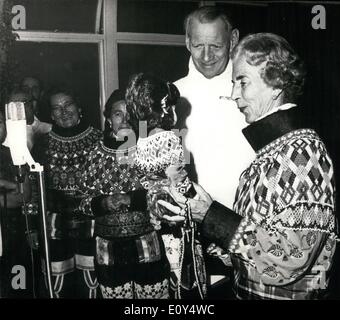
[184,183,196,198]
[174,176,191,194]
[202,201,242,251]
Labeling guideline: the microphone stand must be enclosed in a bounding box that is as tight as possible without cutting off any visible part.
[27,161,54,299]
[0,188,7,298]
[5,102,54,298]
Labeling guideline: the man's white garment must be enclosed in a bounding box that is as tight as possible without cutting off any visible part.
[175,58,254,208]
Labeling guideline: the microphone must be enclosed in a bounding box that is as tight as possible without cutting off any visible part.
[5,102,28,194]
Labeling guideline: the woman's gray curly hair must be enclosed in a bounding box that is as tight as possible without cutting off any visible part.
[231,33,306,103]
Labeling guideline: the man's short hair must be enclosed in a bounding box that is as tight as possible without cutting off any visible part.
[184,6,233,38]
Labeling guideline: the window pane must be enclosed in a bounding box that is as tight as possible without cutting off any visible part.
[11,42,101,129]
[117,0,199,34]
[216,3,268,37]
[118,44,190,90]
[14,0,100,33]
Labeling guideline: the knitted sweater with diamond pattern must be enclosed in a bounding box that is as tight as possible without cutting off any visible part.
[201,108,337,300]
[34,122,102,197]
[32,122,102,239]
[79,139,154,238]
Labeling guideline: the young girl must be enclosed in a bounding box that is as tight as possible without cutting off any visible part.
[125,73,207,299]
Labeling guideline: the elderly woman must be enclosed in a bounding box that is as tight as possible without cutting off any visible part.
[33,87,102,298]
[159,33,337,300]
[78,89,170,299]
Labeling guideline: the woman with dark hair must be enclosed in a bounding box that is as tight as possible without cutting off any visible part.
[126,73,207,299]
[159,33,337,300]
[79,89,170,298]
[33,87,102,298]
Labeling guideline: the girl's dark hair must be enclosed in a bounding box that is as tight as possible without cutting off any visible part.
[103,89,125,119]
[48,85,81,109]
[125,73,180,133]
[103,89,125,134]
[46,85,82,119]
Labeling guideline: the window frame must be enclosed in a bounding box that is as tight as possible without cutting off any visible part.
[13,0,203,129]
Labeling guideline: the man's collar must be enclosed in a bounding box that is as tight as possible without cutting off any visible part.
[242,107,304,152]
[188,57,232,81]
[187,57,233,95]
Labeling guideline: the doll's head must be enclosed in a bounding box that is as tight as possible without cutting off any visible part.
[125,73,180,134]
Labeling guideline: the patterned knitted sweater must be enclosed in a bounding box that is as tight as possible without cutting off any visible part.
[202,109,337,300]
[79,138,154,238]
[134,130,207,296]
[34,122,102,196]
[134,130,191,227]
[33,121,102,239]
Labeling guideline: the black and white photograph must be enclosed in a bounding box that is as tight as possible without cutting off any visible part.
[0,0,340,308]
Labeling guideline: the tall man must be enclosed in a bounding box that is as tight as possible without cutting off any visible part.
[175,6,253,209]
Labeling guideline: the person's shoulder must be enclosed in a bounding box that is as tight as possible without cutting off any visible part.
[40,130,51,142]
[174,74,190,92]
[37,120,52,134]
[284,128,323,148]
[275,128,333,165]
[89,126,103,134]
[174,75,187,86]
[141,130,180,146]
[88,126,103,139]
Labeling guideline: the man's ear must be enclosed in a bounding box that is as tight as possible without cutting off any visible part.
[185,36,191,53]
[229,28,239,54]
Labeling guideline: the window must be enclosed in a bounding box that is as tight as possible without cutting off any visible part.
[117,0,198,34]
[11,41,101,128]
[118,44,190,89]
